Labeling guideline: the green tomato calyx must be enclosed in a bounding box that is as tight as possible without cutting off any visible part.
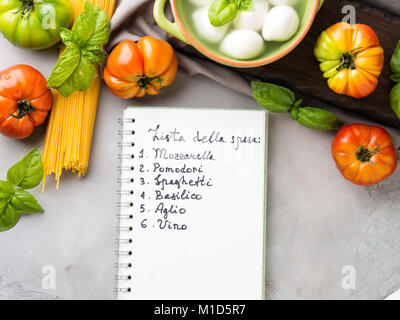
[337,47,363,71]
[9,99,36,120]
[136,76,162,91]
[356,145,380,163]
[15,0,35,19]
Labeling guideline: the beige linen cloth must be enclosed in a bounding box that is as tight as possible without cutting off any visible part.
[107,0,253,97]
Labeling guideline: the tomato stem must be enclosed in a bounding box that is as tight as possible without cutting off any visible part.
[136,76,162,92]
[14,0,35,19]
[356,145,380,164]
[337,47,363,71]
[9,99,36,121]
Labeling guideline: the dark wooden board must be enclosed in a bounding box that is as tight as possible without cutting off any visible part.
[239,0,400,129]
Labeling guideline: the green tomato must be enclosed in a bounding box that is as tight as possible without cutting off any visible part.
[0,0,73,49]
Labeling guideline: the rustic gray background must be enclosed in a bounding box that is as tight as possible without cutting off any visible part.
[0,0,399,300]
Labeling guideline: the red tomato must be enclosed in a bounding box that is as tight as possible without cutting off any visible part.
[104,37,178,99]
[0,65,53,139]
[332,124,397,186]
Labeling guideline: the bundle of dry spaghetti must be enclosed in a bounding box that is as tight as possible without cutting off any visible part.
[42,0,116,190]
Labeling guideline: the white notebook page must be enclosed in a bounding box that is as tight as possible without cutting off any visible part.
[117,107,267,300]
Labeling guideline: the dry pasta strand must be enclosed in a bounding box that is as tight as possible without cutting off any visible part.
[42,0,116,190]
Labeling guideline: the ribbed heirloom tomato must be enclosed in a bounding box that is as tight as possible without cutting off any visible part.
[314,22,384,99]
[104,37,178,99]
[0,65,53,139]
[0,0,73,49]
[332,124,397,186]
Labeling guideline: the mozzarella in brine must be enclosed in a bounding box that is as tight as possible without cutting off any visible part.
[233,0,269,32]
[262,5,300,42]
[192,6,230,43]
[221,29,264,60]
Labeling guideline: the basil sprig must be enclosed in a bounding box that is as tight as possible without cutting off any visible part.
[0,149,44,232]
[209,0,253,27]
[390,41,400,119]
[252,81,343,131]
[48,1,110,97]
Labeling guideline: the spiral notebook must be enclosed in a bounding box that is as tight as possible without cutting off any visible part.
[116,107,268,300]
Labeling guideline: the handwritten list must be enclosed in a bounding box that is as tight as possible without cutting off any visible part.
[133,123,263,232]
[118,107,267,300]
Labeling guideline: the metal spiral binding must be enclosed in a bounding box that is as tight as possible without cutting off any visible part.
[115,275,132,281]
[114,287,132,293]
[115,250,133,256]
[117,129,136,136]
[115,116,136,295]
[116,202,134,209]
[118,117,136,125]
[116,238,133,244]
[118,142,135,148]
[116,226,133,232]
[117,154,135,160]
[116,190,134,196]
[117,165,135,171]
[116,213,133,219]
[117,178,134,184]
[115,262,132,268]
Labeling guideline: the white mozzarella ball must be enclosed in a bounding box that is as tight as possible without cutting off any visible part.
[189,0,213,6]
[233,0,269,32]
[269,0,298,5]
[192,6,230,43]
[221,29,264,60]
[262,5,300,42]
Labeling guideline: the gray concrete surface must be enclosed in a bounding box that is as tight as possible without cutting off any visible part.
[1,1,400,299]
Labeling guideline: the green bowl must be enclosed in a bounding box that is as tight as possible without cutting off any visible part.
[154,0,324,68]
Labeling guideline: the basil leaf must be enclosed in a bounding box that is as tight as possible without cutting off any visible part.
[251,81,296,113]
[0,204,21,233]
[7,149,43,190]
[292,107,343,131]
[48,44,81,89]
[60,28,78,46]
[0,181,19,232]
[58,54,96,97]
[83,1,110,46]
[0,180,14,213]
[1,149,45,232]
[391,41,400,75]
[390,83,400,119]
[251,81,342,131]
[209,0,239,27]
[48,1,110,97]
[11,189,44,214]
[73,1,96,42]
[236,0,252,11]
[48,44,97,97]
[83,48,106,65]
